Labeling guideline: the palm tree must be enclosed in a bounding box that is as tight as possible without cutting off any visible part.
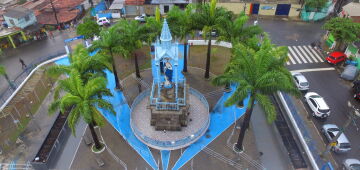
[49,69,115,150]
[89,26,123,89]
[212,36,300,152]
[192,0,233,78]
[217,12,263,47]
[115,20,145,78]
[48,44,112,83]
[142,16,162,51]
[167,5,195,73]
[0,65,16,90]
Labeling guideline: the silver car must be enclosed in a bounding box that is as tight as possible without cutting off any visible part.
[343,159,360,170]
[321,124,351,153]
[291,72,309,91]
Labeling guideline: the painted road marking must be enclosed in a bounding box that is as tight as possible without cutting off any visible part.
[288,46,303,64]
[287,53,296,64]
[290,67,335,73]
[293,46,311,63]
[307,45,324,61]
[299,46,319,63]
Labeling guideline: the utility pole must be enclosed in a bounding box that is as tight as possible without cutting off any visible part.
[334,0,345,16]
[50,0,59,26]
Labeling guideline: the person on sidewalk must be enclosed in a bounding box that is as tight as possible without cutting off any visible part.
[48,30,54,39]
[19,58,27,70]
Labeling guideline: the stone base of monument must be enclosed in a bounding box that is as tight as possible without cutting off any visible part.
[149,104,190,131]
[131,88,209,150]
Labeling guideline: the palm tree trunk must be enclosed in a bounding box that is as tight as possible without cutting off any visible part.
[134,53,141,78]
[89,122,102,149]
[110,51,122,90]
[205,36,212,79]
[112,63,122,90]
[235,96,255,151]
[183,42,188,73]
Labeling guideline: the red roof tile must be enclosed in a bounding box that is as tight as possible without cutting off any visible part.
[36,9,79,25]
[125,0,145,5]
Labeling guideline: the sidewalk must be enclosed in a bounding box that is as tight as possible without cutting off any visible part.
[251,104,293,170]
[0,85,59,163]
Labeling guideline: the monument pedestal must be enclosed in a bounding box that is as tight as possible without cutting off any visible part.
[149,104,189,131]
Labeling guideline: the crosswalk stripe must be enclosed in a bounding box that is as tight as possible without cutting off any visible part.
[292,46,309,63]
[307,45,324,61]
[286,61,290,65]
[287,53,296,64]
[288,46,303,64]
[299,45,319,62]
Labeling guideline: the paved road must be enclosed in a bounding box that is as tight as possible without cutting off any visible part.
[296,67,360,166]
[0,30,73,94]
[259,19,360,166]
[256,18,325,46]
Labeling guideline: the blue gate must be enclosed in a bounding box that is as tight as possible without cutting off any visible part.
[252,4,260,14]
[275,4,291,16]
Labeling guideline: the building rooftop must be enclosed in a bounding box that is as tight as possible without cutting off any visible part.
[342,2,360,17]
[3,7,32,19]
[125,0,145,5]
[36,9,79,25]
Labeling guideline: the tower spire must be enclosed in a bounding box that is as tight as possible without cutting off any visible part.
[160,19,172,42]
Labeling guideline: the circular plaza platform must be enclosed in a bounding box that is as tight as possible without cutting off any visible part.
[130,88,209,150]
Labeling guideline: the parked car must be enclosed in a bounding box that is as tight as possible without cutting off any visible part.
[353,80,360,100]
[291,72,309,91]
[326,51,347,65]
[343,159,360,170]
[304,92,330,118]
[96,17,110,26]
[134,14,146,22]
[199,31,218,37]
[321,124,351,153]
[341,65,359,81]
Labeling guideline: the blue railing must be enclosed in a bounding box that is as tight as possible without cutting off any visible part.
[149,78,187,110]
[130,87,209,149]
[0,50,66,107]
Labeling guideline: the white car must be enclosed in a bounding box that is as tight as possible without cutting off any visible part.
[304,92,330,118]
[134,14,146,22]
[97,17,110,26]
[321,124,351,153]
[199,31,217,37]
[343,159,360,170]
[291,72,309,91]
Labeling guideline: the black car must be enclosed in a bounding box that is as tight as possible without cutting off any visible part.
[353,80,360,100]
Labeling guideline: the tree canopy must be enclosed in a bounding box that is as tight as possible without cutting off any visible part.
[304,0,328,11]
[217,12,262,46]
[76,17,101,39]
[213,36,300,123]
[323,17,360,45]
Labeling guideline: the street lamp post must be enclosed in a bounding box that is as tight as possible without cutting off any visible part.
[321,101,360,156]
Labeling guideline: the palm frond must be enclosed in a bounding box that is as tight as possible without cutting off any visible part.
[91,106,105,127]
[255,93,276,123]
[67,105,81,136]
[48,99,61,115]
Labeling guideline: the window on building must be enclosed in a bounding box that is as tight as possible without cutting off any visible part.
[25,15,30,21]
[9,19,15,25]
[164,5,169,13]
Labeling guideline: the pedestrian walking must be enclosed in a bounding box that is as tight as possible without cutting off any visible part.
[19,58,27,70]
[48,30,54,39]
